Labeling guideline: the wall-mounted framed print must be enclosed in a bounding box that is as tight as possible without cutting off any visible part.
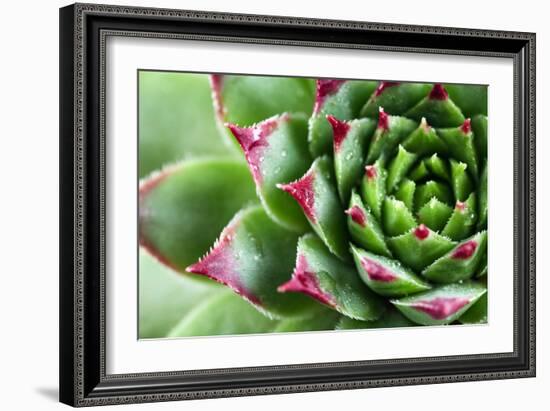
[59,3,536,407]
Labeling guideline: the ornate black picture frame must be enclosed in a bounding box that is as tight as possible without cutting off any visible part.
[59,3,535,407]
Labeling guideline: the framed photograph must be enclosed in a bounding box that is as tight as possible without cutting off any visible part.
[59,3,536,407]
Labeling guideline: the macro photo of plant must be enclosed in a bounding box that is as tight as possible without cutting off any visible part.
[138,71,488,339]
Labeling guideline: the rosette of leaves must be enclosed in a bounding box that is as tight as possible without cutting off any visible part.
[140,74,488,337]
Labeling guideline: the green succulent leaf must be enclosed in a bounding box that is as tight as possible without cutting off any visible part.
[361,161,387,220]
[346,191,391,257]
[414,180,453,211]
[211,74,315,125]
[441,193,477,241]
[417,197,453,232]
[387,225,456,272]
[308,79,377,156]
[329,116,376,203]
[366,110,418,164]
[391,282,487,326]
[383,197,417,237]
[273,306,342,332]
[351,245,431,297]
[437,119,479,179]
[405,84,465,127]
[458,292,488,324]
[401,117,448,156]
[168,290,278,337]
[394,179,416,211]
[449,159,473,202]
[361,82,432,117]
[337,306,416,329]
[186,206,316,318]
[472,114,488,167]
[278,156,350,261]
[422,231,487,284]
[279,234,385,321]
[227,113,312,231]
[386,145,418,192]
[444,84,488,118]
[477,163,488,230]
[139,159,257,273]
[476,251,488,278]
[409,160,430,181]
[424,153,450,182]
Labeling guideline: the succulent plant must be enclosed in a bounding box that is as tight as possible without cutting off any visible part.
[140,73,488,337]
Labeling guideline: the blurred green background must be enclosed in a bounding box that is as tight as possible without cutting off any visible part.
[138,71,235,179]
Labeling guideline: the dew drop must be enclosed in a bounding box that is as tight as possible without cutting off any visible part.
[281,150,287,157]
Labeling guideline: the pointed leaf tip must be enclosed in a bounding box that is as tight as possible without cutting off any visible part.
[461,117,472,134]
[359,257,397,282]
[410,297,470,320]
[365,165,377,179]
[277,170,316,222]
[226,115,288,184]
[378,107,389,130]
[429,83,448,100]
[185,221,262,306]
[313,79,346,113]
[422,232,486,283]
[391,282,486,325]
[277,254,336,307]
[326,114,351,152]
[187,206,316,318]
[138,160,258,274]
[345,205,367,227]
[420,117,431,131]
[451,240,478,259]
[280,235,384,320]
[375,81,400,96]
[414,224,430,240]
[352,246,431,297]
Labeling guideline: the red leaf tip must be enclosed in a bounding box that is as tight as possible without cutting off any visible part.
[186,222,262,305]
[378,107,389,130]
[277,169,316,222]
[461,118,472,134]
[226,115,287,184]
[452,240,478,259]
[375,81,400,96]
[411,297,470,320]
[365,165,377,179]
[345,205,367,227]
[429,83,448,100]
[360,257,397,282]
[414,224,430,240]
[314,79,345,113]
[326,115,351,152]
[278,254,335,307]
